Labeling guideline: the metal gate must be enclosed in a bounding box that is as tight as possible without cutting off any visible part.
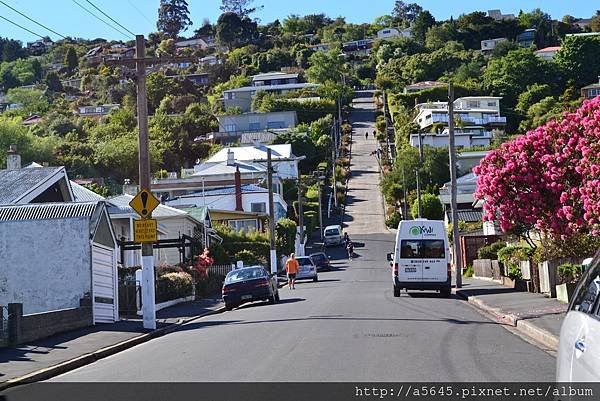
[0,305,8,348]
[118,279,141,317]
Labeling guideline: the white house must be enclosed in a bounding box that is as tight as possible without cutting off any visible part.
[151,152,273,200]
[480,37,507,52]
[403,81,445,93]
[77,104,120,116]
[535,46,561,61]
[166,184,288,232]
[223,82,319,112]
[411,96,506,149]
[0,201,119,324]
[487,9,515,20]
[377,27,412,40]
[207,144,299,180]
[208,110,297,144]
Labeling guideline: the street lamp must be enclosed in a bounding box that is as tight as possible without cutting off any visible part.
[316,174,326,242]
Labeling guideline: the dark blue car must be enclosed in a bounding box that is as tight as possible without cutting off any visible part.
[222,266,280,310]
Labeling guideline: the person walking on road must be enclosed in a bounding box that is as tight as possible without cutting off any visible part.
[346,241,354,261]
[365,131,368,140]
[285,253,300,289]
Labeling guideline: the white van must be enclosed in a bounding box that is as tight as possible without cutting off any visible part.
[387,219,451,297]
[323,225,343,246]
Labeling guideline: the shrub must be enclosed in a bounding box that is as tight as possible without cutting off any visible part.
[410,193,443,220]
[304,211,317,236]
[276,218,297,256]
[385,211,401,229]
[464,265,474,278]
[477,241,506,260]
[155,272,194,303]
[209,243,229,264]
[497,245,532,278]
[557,263,583,285]
[234,249,265,266]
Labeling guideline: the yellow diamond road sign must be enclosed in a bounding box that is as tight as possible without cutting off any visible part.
[129,189,160,219]
[134,219,157,243]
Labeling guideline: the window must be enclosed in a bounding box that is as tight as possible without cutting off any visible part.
[267,121,285,129]
[228,219,258,232]
[400,240,446,259]
[468,101,479,108]
[248,122,261,131]
[487,101,496,107]
[251,202,266,213]
[400,240,420,258]
[571,258,600,315]
[226,92,235,100]
[225,124,236,132]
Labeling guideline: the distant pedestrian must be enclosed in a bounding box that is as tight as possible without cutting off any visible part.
[365,131,368,140]
[343,232,350,246]
[346,241,354,261]
[372,130,376,138]
[285,253,300,289]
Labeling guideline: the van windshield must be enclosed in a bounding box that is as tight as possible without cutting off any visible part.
[325,229,340,236]
[400,240,445,259]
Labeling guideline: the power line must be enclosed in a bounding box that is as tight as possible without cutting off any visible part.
[84,0,136,37]
[0,14,43,38]
[71,0,130,39]
[127,0,153,27]
[0,1,65,38]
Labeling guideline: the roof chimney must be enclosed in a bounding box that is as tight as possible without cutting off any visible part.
[122,178,139,196]
[6,145,21,170]
[234,166,243,211]
[226,149,235,166]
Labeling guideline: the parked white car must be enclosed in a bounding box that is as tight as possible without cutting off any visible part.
[294,256,319,282]
[323,225,343,246]
[556,252,600,381]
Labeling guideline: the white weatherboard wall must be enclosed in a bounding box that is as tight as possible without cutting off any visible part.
[0,218,92,315]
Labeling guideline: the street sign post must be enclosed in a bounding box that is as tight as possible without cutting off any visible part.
[129,188,160,219]
[133,219,157,243]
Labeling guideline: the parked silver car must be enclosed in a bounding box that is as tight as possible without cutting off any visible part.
[556,252,600,381]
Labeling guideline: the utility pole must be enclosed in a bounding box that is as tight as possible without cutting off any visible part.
[383,91,390,160]
[448,82,462,289]
[331,121,337,208]
[402,163,408,220]
[416,130,423,218]
[317,174,324,242]
[297,178,304,249]
[135,35,155,330]
[267,148,277,277]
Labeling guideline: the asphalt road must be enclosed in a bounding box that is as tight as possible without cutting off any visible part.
[53,91,555,382]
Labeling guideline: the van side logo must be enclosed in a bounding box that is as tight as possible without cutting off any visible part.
[409,226,433,235]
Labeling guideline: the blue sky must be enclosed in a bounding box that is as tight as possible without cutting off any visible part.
[1,0,597,43]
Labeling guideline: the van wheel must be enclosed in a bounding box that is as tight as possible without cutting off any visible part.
[440,287,451,298]
[393,286,400,297]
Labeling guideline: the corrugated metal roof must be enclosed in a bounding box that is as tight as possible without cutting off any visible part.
[208,144,293,162]
[0,201,99,221]
[0,167,65,205]
[178,184,266,198]
[446,209,483,223]
[71,181,106,202]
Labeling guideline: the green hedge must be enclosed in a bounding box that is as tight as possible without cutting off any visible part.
[155,272,193,303]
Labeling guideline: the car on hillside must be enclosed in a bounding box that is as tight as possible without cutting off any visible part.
[310,252,332,271]
[295,256,319,282]
[222,266,279,310]
[323,225,343,246]
[556,252,600,381]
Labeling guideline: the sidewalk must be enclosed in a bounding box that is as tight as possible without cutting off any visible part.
[455,277,567,351]
[0,295,223,386]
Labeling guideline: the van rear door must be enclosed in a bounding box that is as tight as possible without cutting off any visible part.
[421,239,447,282]
[399,239,422,281]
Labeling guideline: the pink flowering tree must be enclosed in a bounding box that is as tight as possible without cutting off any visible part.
[474,96,600,245]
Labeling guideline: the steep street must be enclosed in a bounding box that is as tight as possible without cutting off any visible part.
[51,92,556,382]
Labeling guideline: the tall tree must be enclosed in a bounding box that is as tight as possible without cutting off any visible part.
[64,47,78,73]
[555,35,600,87]
[157,0,192,39]
[45,71,64,92]
[411,11,436,44]
[220,0,262,18]
[392,1,423,26]
[216,12,258,50]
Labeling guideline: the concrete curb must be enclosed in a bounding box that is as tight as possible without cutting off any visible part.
[454,289,559,351]
[0,305,226,391]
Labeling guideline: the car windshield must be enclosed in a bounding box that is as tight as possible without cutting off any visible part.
[311,254,326,262]
[297,258,312,266]
[325,229,339,236]
[225,268,265,283]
